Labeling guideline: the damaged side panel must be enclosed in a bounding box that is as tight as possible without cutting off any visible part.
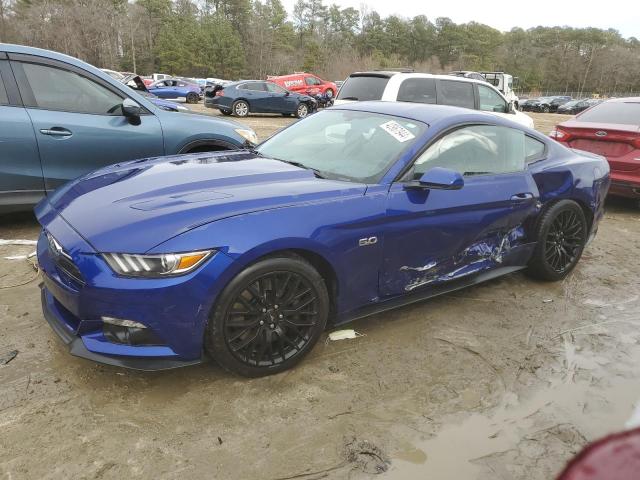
[400,226,528,292]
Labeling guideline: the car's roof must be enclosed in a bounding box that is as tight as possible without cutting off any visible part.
[330,100,519,127]
[349,71,495,88]
[604,97,640,103]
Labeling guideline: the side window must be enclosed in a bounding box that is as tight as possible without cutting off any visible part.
[20,63,123,114]
[438,80,475,109]
[405,125,526,180]
[266,83,286,94]
[305,76,321,86]
[525,136,546,163]
[246,82,267,91]
[478,85,507,113]
[397,78,436,104]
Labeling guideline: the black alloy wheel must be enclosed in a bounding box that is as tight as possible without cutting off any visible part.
[544,209,585,274]
[206,256,329,377]
[527,200,587,281]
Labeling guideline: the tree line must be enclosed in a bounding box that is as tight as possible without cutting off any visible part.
[1,0,639,94]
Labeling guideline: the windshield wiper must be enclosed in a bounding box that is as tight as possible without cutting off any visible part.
[275,159,327,179]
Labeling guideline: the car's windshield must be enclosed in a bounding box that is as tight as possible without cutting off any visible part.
[256,110,427,183]
[336,75,390,101]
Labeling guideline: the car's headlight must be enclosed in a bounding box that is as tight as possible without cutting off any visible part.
[235,128,258,145]
[102,251,213,278]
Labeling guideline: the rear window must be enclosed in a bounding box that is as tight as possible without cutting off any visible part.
[397,78,436,104]
[438,80,475,109]
[578,101,640,125]
[337,75,390,101]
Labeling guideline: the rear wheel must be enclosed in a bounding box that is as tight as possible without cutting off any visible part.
[542,105,550,113]
[233,100,249,117]
[296,103,309,118]
[526,200,587,281]
[206,256,329,377]
[186,92,199,104]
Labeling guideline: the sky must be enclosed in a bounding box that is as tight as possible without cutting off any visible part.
[281,0,639,39]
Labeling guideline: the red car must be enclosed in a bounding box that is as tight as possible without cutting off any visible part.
[267,72,338,98]
[550,98,640,200]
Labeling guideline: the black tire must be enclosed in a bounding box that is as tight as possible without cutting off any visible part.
[205,256,329,377]
[295,103,309,118]
[526,200,588,281]
[233,100,249,117]
[325,89,334,98]
[542,105,550,113]
[220,109,232,116]
[186,92,199,104]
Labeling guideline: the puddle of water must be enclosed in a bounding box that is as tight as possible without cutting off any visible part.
[388,343,640,479]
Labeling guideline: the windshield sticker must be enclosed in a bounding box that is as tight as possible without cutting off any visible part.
[379,121,415,142]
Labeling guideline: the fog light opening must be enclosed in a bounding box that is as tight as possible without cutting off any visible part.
[101,316,147,329]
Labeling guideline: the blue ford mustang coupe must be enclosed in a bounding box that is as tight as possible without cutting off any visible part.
[36,102,610,377]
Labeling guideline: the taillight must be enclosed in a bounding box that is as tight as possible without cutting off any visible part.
[633,138,640,149]
[550,127,571,142]
[215,90,224,97]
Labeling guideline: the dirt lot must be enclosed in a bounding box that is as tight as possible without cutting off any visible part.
[2,112,640,480]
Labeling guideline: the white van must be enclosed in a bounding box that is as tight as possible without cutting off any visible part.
[335,71,534,129]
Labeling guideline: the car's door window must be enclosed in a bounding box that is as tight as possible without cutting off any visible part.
[305,76,321,86]
[404,125,526,180]
[20,62,123,114]
[478,85,507,113]
[397,78,436,104]
[266,83,287,94]
[438,80,475,109]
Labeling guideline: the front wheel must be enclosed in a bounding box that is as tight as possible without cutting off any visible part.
[206,256,329,377]
[296,103,309,118]
[542,105,550,113]
[325,89,334,98]
[526,200,588,281]
[220,109,232,116]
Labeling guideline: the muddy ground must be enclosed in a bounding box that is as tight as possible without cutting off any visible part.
[1,112,640,480]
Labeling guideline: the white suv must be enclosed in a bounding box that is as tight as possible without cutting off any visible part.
[335,71,534,129]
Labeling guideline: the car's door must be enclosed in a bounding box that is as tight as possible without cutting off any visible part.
[10,55,164,191]
[245,82,271,112]
[265,82,295,113]
[149,80,171,98]
[380,124,540,296]
[0,55,44,209]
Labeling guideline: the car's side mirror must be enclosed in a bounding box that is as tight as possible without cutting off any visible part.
[507,101,516,114]
[285,91,290,96]
[121,98,142,125]
[404,167,464,191]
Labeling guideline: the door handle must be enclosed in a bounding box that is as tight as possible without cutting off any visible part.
[510,192,534,202]
[40,127,72,137]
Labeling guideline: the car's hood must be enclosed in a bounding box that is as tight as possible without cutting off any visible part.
[43,151,366,253]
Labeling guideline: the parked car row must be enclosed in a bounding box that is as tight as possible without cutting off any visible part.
[519,95,604,114]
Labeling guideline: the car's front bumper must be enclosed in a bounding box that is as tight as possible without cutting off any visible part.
[36,214,236,370]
